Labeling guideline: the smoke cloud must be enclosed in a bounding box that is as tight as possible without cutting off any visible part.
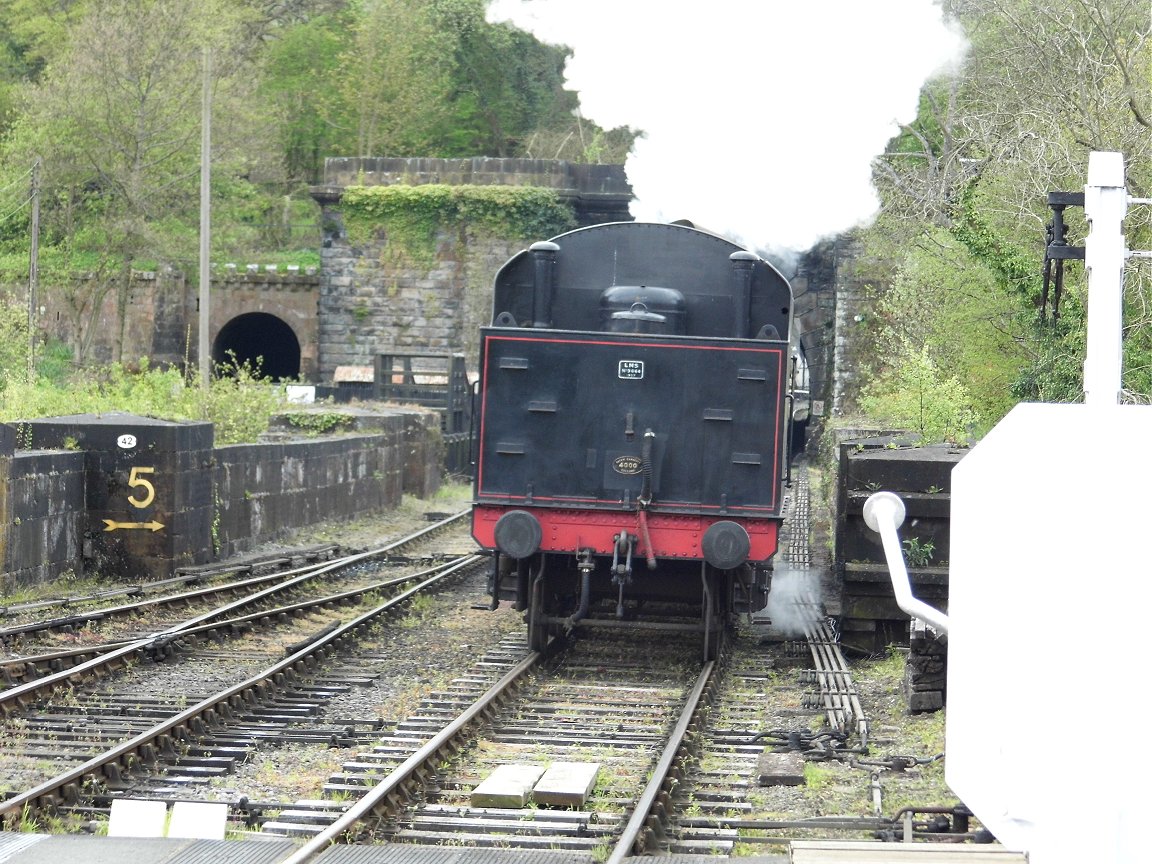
[487,1,966,251]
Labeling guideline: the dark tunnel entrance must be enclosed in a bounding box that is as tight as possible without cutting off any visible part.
[213,312,301,381]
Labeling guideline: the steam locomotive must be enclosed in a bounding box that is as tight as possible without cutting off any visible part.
[471,221,797,659]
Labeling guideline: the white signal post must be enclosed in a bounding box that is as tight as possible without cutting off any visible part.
[1081,151,1128,405]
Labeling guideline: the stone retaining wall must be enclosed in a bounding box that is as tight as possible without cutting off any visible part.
[1,406,443,591]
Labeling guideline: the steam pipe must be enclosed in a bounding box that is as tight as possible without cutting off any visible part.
[862,492,949,635]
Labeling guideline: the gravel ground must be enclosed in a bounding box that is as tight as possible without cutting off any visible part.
[196,563,525,807]
[192,483,524,807]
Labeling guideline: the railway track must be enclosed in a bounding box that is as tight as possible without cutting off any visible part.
[0,512,483,821]
[232,607,868,860]
[0,511,470,701]
[1,466,972,855]
[261,626,716,863]
[0,544,338,645]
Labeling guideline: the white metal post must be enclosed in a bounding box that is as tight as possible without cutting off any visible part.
[1081,151,1128,406]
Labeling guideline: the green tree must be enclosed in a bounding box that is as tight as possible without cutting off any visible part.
[0,0,91,79]
[860,340,980,444]
[1,0,272,362]
[858,0,1151,433]
[860,217,1024,427]
[432,0,578,156]
[259,12,350,184]
[331,0,456,157]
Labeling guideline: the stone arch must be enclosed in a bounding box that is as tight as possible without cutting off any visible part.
[213,312,302,381]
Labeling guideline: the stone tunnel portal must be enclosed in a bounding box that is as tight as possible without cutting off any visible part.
[213,312,301,381]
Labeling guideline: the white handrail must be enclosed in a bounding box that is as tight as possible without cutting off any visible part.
[862,491,950,635]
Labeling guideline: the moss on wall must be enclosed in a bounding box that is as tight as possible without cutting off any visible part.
[340,184,576,266]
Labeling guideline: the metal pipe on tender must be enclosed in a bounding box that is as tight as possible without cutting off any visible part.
[862,492,950,635]
[729,250,757,339]
[567,563,592,628]
[529,240,559,328]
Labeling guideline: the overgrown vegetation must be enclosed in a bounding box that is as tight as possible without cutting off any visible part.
[282,411,355,437]
[0,356,288,445]
[856,0,1151,434]
[0,0,1146,433]
[0,0,636,380]
[341,184,576,264]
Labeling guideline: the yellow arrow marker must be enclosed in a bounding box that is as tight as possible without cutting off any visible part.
[102,519,165,532]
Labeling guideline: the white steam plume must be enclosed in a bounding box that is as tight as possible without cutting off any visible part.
[487,0,967,251]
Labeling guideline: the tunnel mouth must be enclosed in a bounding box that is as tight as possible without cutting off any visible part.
[212,312,301,381]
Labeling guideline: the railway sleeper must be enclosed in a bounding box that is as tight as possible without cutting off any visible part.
[407,815,606,836]
[269,808,349,826]
[185,744,250,759]
[387,830,601,850]
[154,768,221,781]
[319,675,379,687]
[671,835,738,854]
[322,781,377,796]
[294,685,354,697]
[174,755,236,770]
[261,820,326,837]
[239,709,319,723]
[327,769,392,783]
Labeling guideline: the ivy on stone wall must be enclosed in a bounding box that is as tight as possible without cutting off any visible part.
[340,184,576,265]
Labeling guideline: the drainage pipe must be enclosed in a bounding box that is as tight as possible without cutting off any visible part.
[861,491,949,635]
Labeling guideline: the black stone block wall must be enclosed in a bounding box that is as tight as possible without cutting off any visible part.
[2,407,445,589]
[18,413,216,582]
[4,449,86,589]
[214,432,401,558]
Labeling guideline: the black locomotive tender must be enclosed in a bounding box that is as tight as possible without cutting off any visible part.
[471,221,799,659]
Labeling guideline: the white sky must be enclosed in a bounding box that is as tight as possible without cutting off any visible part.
[487,0,967,252]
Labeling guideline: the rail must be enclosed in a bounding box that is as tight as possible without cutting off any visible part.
[276,647,545,864]
[0,551,483,825]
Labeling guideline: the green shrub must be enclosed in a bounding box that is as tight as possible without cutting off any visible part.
[0,355,288,445]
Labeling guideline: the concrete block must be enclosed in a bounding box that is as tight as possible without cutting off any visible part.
[470,764,546,808]
[167,801,228,839]
[532,762,600,808]
[757,750,806,787]
[107,798,167,837]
